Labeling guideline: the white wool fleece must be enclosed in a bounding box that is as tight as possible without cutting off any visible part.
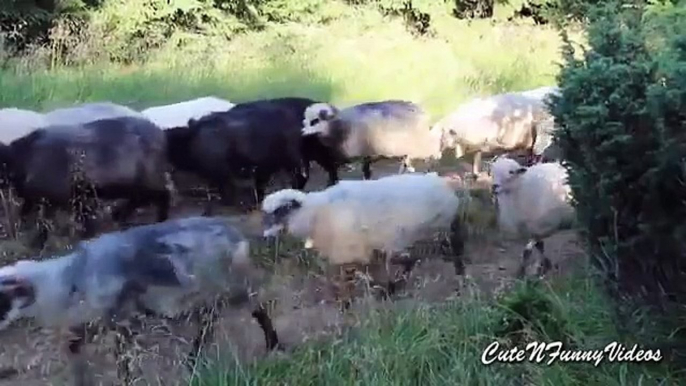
[296,173,462,265]
[492,158,573,239]
[142,97,235,130]
[0,108,48,143]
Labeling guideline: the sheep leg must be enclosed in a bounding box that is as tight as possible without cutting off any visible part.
[186,305,219,372]
[215,181,236,206]
[534,240,553,276]
[253,171,272,207]
[318,160,339,186]
[288,170,307,191]
[31,201,55,250]
[288,161,308,190]
[368,251,395,300]
[301,160,311,184]
[389,253,418,278]
[472,151,482,176]
[398,156,415,174]
[517,240,537,278]
[106,283,145,385]
[251,303,282,351]
[17,197,37,240]
[74,198,99,240]
[334,264,357,312]
[326,170,339,186]
[114,324,135,386]
[362,157,373,180]
[152,189,171,223]
[66,324,93,386]
[448,215,466,276]
[18,196,36,219]
[110,198,140,227]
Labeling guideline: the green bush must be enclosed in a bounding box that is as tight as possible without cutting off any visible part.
[550,0,686,330]
[2,0,585,63]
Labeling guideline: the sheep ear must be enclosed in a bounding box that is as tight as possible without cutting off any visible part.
[318,109,329,120]
[319,106,336,120]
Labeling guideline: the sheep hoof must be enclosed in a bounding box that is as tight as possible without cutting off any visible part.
[338,300,352,313]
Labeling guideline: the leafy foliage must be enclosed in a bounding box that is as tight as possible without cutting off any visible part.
[550,0,686,314]
[2,0,589,60]
[495,280,574,347]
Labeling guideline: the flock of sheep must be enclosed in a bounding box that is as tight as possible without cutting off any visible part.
[0,86,573,385]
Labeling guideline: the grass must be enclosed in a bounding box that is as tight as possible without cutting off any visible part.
[191,273,678,386]
[0,3,682,386]
[0,9,569,118]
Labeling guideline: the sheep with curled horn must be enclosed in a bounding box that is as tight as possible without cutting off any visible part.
[434,88,558,177]
[0,216,281,386]
[261,172,467,310]
[300,100,446,180]
[5,115,173,249]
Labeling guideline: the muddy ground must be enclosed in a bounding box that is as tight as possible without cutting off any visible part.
[0,159,584,386]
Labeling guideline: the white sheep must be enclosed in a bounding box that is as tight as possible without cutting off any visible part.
[0,216,279,385]
[300,100,444,179]
[0,108,48,144]
[43,101,144,126]
[141,96,235,130]
[490,157,574,277]
[434,90,554,176]
[261,172,466,308]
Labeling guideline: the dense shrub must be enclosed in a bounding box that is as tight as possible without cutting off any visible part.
[2,0,583,60]
[550,0,686,316]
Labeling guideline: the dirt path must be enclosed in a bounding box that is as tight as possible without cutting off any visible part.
[0,160,584,386]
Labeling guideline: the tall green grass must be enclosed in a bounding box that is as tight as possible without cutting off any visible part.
[192,272,678,386]
[0,10,569,118]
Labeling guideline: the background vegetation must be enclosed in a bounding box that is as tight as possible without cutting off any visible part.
[1,0,685,385]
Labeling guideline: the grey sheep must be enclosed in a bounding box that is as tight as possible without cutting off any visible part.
[301,100,444,179]
[0,216,280,386]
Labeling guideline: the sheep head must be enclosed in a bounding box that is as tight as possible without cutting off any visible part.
[490,156,527,196]
[301,103,338,136]
[261,189,307,237]
[0,275,36,331]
